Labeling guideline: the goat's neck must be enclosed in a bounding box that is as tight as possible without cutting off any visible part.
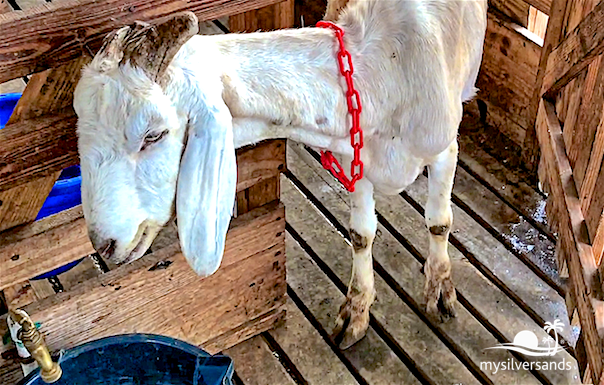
[189,28,355,138]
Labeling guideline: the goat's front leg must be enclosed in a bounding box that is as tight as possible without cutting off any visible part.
[424,141,458,321]
[333,178,376,349]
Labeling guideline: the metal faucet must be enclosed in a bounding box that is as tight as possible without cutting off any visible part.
[9,309,62,383]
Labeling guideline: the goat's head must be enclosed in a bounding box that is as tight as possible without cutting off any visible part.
[73,12,237,277]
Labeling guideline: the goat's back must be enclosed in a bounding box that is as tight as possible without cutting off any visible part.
[338,0,488,156]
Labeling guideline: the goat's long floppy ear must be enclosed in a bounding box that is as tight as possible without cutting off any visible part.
[176,103,237,277]
[93,12,199,80]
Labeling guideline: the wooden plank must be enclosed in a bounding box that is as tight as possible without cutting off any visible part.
[237,175,280,215]
[202,308,285,354]
[562,56,604,191]
[586,160,604,253]
[236,139,284,216]
[225,335,296,385]
[285,235,423,385]
[451,165,563,292]
[28,279,56,300]
[0,139,285,287]
[57,255,102,291]
[536,98,604,384]
[0,55,91,232]
[527,0,552,16]
[581,115,604,238]
[230,0,294,32]
[542,1,604,97]
[0,109,78,192]
[489,0,530,27]
[561,70,588,155]
[18,203,285,353]
[35,243,285,353]
[0,196,280,290]
[0,176,57,232]
[0,0,59,234]
[3,281,39,309]
[528,5,549,39]
[236,139,285,192]
[0,0,286,83]
[523,0,569,173]
[457,116,553,237]
[286,145,579,384]
[0,78,26,94]
[0,206,94,290]
[268,300,359,385]
[594,215,604,268]
[476,11,541,146]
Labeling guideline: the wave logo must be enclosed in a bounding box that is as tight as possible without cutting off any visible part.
[486,319,566,356]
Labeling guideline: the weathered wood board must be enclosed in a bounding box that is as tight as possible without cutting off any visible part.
[16,202,286,354]
[476,11,541,147]
[285,144,579,384]
[0,0,291,83]
[225,335,297,385]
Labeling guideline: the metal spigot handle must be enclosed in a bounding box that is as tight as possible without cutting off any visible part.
[9,309,62,383]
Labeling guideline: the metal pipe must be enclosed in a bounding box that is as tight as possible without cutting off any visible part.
[8,309,62,383]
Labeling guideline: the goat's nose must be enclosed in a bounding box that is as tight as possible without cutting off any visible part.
[88,229,116,258]
[96,239,117,259]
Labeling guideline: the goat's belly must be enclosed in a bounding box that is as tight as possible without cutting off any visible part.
[364,140,425,195]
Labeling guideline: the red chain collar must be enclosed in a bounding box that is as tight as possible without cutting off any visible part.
[316,21,364,193]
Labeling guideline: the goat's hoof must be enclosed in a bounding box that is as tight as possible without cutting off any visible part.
[332,295,371,349]
[424,262,457,323]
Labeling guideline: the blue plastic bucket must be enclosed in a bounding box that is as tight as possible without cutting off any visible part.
[18,334,235,385]
[1,93,84,278]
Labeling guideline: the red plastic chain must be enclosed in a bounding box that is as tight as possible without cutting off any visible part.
[316,21,363,193]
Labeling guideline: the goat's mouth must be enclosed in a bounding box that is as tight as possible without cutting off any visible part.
[121,226,154,264]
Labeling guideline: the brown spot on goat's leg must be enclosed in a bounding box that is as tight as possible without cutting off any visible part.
[429,224,449,236]
[350,229,368,251]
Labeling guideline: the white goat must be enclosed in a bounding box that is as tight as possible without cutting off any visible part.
[73,0,488,349]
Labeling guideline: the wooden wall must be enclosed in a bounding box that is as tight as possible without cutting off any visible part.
[469,0,549,153]
[534,0,604,382]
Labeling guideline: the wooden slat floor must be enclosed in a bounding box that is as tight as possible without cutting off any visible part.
[0,116,583,385]
[0,120,583,385]
[225,120,582,385]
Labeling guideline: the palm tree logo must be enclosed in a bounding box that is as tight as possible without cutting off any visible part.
[543,319,564,356]
[485,319,565,356]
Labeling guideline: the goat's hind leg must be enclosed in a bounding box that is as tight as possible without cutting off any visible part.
[333,178,376,349]
[424,141,458,321]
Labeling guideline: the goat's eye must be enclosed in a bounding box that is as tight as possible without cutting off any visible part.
[141,130,169,151]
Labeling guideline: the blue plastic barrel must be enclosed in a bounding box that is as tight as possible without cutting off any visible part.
[0,93,83,278]
[18,334,234,385]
